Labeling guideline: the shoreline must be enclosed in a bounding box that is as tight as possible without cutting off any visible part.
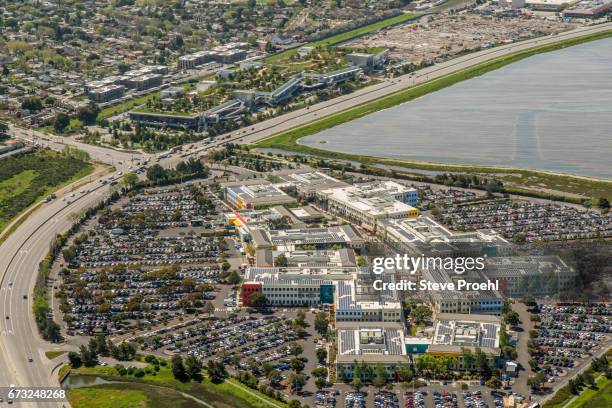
[253,28,612,199]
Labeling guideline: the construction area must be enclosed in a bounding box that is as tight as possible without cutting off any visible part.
[347,13,577,66]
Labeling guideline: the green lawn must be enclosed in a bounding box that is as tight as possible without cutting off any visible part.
[45,350,67,360]
[0,151,93,233]
[543,385,572,408]
[69,363,285,408]
[97,91,161,120]
[67,382,202,408]
[566,376,612,408]
[0,169,38,199]
[255,29,612,201]
[266,12,420,63]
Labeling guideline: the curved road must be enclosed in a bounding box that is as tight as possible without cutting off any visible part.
[0,21,611,407]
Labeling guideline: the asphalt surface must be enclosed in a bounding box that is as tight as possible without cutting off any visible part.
[0,21,611,407]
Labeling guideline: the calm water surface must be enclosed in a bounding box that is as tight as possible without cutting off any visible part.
[299,37,612,179]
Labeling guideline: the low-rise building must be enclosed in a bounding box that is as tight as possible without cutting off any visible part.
[250,225,365,250]
[424,268,504,316]
[482,256,577,298]
[380,216,512,258]
[562,0,612,18]
[429,313,502,369]
[276,170,348,198]
[88,84,125,103]
[336,322,410,379]
[225,182,297,210]
[346,49,389,71]
[318,181,419,231]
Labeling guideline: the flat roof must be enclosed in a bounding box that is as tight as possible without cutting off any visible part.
[337,322,409,364]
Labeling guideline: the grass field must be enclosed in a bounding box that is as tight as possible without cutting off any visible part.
[566,376,612,408]
[45,350,67,360]
[266,12,420,63]
[68,362,285,408]
[0,151,93,233]
[255,29,612,200]
[67,382,203,408]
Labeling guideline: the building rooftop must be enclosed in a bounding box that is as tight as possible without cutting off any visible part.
[430,313,501,355]
[337,322,409,364]
[483,256,575,278]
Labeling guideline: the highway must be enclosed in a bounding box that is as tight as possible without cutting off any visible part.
[0,21,611,407]
[175,22,612,158]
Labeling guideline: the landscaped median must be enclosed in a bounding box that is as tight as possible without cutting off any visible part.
[253,28,612,201]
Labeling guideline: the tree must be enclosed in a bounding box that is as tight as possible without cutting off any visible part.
[203,301,215,315]
[486,376,502,389]
[474,348,491,379]
[62,246,77,263]
[0,120,8,137]
[268,369,282,387]
[289,342,303,356]
[77,103,100,125]
[249,292,268,308]
[372,364,389,388]
[288,400,302,408]
[351,376,363,392]
[68,351,82,368]
[315,376,327,390]
[44,320,62,342]
[171,355,188,381]
[21,97,43,112]
[274,254,288,267]
[226,270,242,285]
[291,357,305,372]
[147,164,167,182]
[397,366,414,383]
[316,348,327,364]
[503,310,520,326]
[293,309,308,328]
[122,172,139,188]
[288,373,306,392]
[93,334,109,356]
[314,312,328,335]
[206,360,227,383]
[411,305,432,324]
[54,113,70,133]
[185,355,202,379]
[80,344,98,367]
[598,197,610,210]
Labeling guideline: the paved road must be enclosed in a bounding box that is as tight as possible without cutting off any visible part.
[1,21,611,407]
[174,22,612,159]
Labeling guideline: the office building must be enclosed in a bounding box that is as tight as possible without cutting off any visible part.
[336,322,410,379]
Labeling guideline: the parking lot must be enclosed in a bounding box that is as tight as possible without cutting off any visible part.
[438,199,611,242]
[57,183,234,336]
[531,304,611,383]
[313,384,508,408]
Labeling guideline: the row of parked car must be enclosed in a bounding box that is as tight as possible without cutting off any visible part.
[405,391,425,408]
